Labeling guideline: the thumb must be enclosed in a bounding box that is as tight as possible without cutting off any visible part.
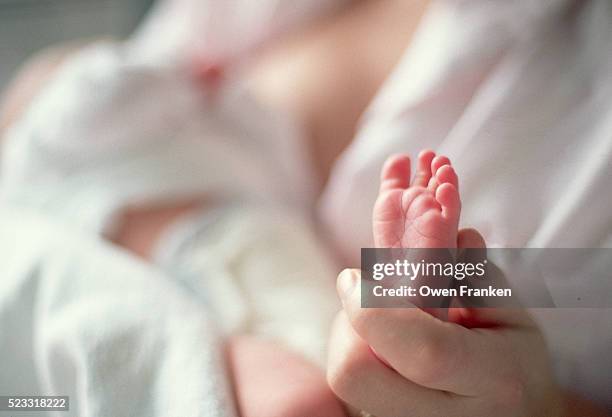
[450,228,534,328]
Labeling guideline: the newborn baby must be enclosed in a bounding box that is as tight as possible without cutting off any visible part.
[1,42,463,417]
[0,41,343,417]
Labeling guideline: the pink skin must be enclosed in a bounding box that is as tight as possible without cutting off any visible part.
[230,337,347,417]
[189,54,226,100]
[372,150,461,328]
[373,150,461,249]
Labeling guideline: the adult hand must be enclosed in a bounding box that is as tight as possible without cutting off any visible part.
[327,230,564,417]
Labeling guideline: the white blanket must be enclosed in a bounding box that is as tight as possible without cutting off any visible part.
[0,41,313,237]
[0,2,344,415]
[0,208,236,417]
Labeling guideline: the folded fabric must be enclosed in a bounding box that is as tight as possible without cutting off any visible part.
[153,204,339,366]
[0,207,237,417]
[0,41,312,237]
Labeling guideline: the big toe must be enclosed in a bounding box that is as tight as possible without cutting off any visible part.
[380,154,411,192]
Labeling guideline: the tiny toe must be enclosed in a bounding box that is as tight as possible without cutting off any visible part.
[412,149,436,187]
[380,154,411,192]
[435,164,459,190]
[435,183,461,220]
[431,155,451,177]
[427,175,439,193]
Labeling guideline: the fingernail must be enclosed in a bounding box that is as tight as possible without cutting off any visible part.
[337,269,358,300]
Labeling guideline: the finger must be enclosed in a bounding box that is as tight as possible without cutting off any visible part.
[455,229,534,328]
[457,228,486,249]
[449,228,487,326]
[380,154,411,192]
[327,312,464,417]
[412,150,436,187]
[337,269,515,396]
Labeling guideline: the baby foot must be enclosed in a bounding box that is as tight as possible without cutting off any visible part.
[373,150,461,248]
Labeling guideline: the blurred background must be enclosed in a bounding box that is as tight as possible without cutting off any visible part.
[0,0,153,90]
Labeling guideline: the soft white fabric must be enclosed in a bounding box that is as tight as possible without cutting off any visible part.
[0,30,340,357]
[0,0,346,413]
[127,0,350,68]
[320,0,612,408]
[0,43,338,408]
[0,41,313,237]
[0,207,236,417]
[153,205,339,366]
